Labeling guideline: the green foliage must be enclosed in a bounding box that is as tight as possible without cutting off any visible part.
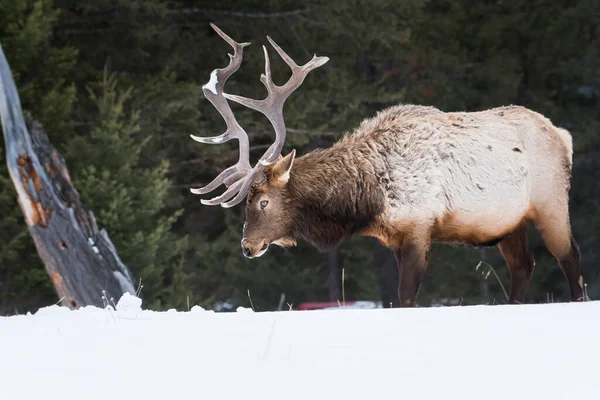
[65,70,187,309]
[0,0,77,136]
[1,0,598,313]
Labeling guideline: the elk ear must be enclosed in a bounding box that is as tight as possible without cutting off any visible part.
[271,149,296,184]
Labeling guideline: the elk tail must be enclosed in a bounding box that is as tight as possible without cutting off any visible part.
[555,127,573,167]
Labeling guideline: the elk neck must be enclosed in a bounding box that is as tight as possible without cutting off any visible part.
[284,144,386,252]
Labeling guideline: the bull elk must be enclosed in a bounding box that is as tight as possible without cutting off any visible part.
[191,24,584,307]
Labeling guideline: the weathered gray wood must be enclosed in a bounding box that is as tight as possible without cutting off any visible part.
[0,42,135,309]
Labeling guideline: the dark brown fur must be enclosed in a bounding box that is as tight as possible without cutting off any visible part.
[246,147,386,252]
[289,151,385,251]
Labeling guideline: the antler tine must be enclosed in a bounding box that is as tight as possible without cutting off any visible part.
[210,23,249,52]
[189,24,253,200]
[217,45,275,114]
[265,36,299,70]
[221,164,267,208]
[223,36,329,166]
[261,45,276,93]
[190,165,245,195]
[267,35,330,93]
[200,177,245,206]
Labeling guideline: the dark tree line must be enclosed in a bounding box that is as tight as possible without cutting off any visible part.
[1,0,598,314]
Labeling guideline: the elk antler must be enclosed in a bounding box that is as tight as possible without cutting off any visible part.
[190,23,329,208]
[189,24,251,202]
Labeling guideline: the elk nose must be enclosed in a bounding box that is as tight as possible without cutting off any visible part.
[242,245,253,259]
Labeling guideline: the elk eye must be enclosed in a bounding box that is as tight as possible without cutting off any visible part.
[260,200,269,209]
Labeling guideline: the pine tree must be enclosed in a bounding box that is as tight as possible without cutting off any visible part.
[0,0,77,137]
[64,70,187,309]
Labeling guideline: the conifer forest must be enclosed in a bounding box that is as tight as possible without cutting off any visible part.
[1,0,599,314]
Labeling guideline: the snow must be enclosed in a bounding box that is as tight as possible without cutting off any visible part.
[0,297,598,400]
[115,291,141,311]
[203,69,219,94]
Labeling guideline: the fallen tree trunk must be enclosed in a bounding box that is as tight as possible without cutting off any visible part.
[0,42,136,309]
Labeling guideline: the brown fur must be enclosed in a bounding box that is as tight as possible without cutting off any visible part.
[239,103,583,306]
[244,150,385,253]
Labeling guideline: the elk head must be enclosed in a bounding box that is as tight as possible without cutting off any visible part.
[190,24,328,258]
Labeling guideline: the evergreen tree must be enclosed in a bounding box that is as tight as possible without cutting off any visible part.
[0,0,77,137]
[64,70,187,309]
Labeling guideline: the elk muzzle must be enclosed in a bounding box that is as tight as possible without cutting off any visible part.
[241,238,269,259]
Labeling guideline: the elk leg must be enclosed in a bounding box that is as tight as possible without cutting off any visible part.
[393,237,430,307]
[498,222,535,304]
[533,207,584,301]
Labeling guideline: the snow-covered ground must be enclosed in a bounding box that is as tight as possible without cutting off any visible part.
[0,293,598,400]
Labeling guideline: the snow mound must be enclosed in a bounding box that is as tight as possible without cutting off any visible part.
[34,304,72,317]
[115,292,142,311]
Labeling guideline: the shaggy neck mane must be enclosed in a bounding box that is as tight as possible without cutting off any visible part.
[286,144,385,251]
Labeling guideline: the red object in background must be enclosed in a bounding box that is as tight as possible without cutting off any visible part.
[296,301,381,310]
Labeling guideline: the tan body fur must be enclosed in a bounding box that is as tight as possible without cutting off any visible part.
[242,104,583,306]
[337,104,572,249]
